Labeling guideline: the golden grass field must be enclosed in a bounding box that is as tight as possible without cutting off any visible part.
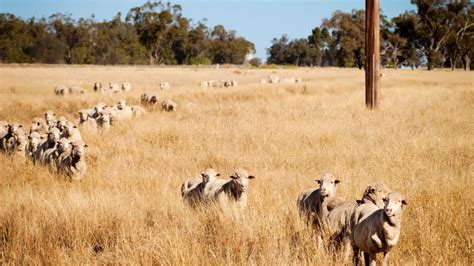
[0,65,472,264]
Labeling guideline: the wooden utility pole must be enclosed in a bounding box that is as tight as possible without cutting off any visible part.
[365,0,380,109]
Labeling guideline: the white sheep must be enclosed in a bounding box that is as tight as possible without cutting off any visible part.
[27,131,44,162]
[0,121,10,152]
[130,105,147,117]
[30,117,48,134]
[44,110,57,128]
[115,100,133,120]
[352,192,408,266]
[93,82,103,93]
[202,169,256,210]
[54,85,68,95]
[34,127,61,165]
[63,121,82,143]
[160,82,170,90]
[161,99,177,112]
[69,86,85,94]
[78,109,97,132]
[109,82,120,94]
[122,82,132,92]
[181,168,221,208]
[58,141,87,181]
[297,173,340,226]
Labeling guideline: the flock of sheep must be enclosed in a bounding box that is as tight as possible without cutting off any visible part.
[1,112,87,180]
[5,76,408,265]
[182,170,407,265]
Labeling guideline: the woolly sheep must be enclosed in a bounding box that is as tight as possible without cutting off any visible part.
[181,168,221,208]
[58,141,87,181]
[122,82,132,92]
[30,117,48,134]
[202,169,256,210]
[160,82,170,90]
[352,192,408,266]
[109,82,120,93]
[69,86,85,94]
[297,173,340,226]
[161,99,177,112]
[131,105,147,117]
[78,109,97,131]
[54,85,68,95]
[0,121,9,152]
[44,110,56,127]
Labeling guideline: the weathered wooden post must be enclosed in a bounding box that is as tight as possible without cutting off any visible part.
[365,0,380,109]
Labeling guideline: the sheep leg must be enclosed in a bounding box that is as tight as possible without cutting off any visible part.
[382,251,390,266]
[352,245,362,266]
[342,237,352,262]
[364,252,377,266]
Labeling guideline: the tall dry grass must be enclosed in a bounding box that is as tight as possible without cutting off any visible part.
[0,65,472,264]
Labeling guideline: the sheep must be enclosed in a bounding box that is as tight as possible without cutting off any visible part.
[295,77,303,83]
[6,126,27,158]
[69,86,85,94]
[130,105,147,117]
[56,116,69,134]
[96,113,111,130]
[0,121,10,152]
[160,82,170,90]
[78,109,97,131]
[102,106,118,125]
[93,82,103,93]
[109,82,120,93]
[34,127,61,165]
[202,169,256,210]
[199,81,210,88]
[58,140,87,181]
[27,131,44,162]
[116,100,133,120]
[268,76,280,83]
[181,168,221,208]
[161,99,177,112]
[44,110,56,127]
[323,182,393,262]
[352,192,408,266]
[44,137,71,169]
[122,82,132,92]
[30,117,48,134]
[63,121,82,143]
[92,103,107,119]
[54,85,68,95]
[141,93,158,105]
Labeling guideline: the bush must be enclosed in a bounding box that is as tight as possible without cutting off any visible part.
[249,58,262,67]
[189,56,212,65]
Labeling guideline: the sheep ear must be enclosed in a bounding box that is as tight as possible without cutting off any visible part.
[200,173,206,178]
[84,144,88,148]
[315,179,322,184]
[216,173,221,177]
[382,197,388,202]
[402,198,408,205]
[230,175,238,179]
[248,175,256,179]
[335,179,340,184]
[19,125,23,127]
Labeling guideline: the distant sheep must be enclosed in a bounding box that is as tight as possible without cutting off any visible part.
[131,105,147,117]
[141,93,158,105]
[93,82,104,93]
[161,99,177,112]
[54,85,68,95]
[69,86,85,94]
[160,82,170,90]
[109,82,120,94]
[122,82,132,92]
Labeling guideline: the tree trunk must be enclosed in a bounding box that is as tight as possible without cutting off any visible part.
[464,54,471,71]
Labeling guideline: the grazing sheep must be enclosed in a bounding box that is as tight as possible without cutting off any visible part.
[203,169,256,210]
[69,86,85,94]
[93,82,103,93]
[78,109,97,131]
[352,192,408,266]
[130,105,147,117]
[297,173,341,225]
[58,141,87,181]
[44,110,56,127]
[268,76,280,83]
[161,99,177,112]
[30,117,48,134]
[160,82,170,90]
[122,82,132,92]
[109,82,120,93]
[181,168,221,208]
[0,121,10,152]
[54,85,68,95]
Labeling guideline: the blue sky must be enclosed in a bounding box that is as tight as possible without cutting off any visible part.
[0,0,415,59]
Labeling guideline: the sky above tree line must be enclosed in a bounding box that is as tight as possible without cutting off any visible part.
[1,0,415,59]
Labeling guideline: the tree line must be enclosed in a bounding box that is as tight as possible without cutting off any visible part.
[0,1,254,65]
[267,0,473,70]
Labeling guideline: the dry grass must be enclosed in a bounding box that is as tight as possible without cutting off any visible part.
[0,65,473,264]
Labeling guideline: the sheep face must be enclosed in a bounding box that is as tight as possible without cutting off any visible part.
[117,100,127,110]
[8,123,23,135]
[201,168,220,182]
[30,117,45,132]
[57,138,72,153]
[383,192,407,217]
[47,128,61,143]
[315,173,340,197]
[57,116,68,130]
[0,121,9,138]
[229,169,255,193]
[44,110,56,124]
[72,142,87,158]
[28,132,42,153]
[78,110,89,122]
[363,182,392,208]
